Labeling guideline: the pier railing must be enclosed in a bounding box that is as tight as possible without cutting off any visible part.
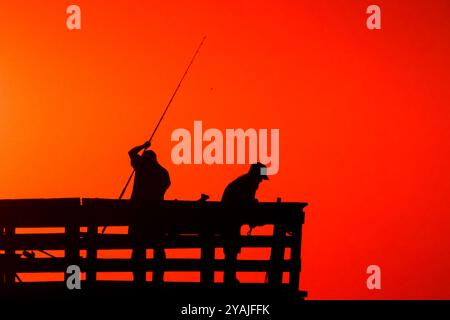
[0,198,306,295]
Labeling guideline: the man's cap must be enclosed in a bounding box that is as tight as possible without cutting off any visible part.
[249,162,269,180]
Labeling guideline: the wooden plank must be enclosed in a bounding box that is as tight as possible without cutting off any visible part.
[0,198,81,227]
[80,198,307,226]
[0,234,296,251]
[0,198,306,228]
[83,234,296,249]
[0,234,67,250]
[11,258,291,273]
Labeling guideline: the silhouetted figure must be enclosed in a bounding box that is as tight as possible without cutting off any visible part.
[128,141,171,285]
[221,162,268,284]
[129,141,171,205]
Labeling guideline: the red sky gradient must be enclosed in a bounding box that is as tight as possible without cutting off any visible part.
[1,0,450,299]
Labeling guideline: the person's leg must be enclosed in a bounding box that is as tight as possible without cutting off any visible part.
[132,246,146,284]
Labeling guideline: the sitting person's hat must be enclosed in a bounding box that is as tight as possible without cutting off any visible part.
[249,162,269,180]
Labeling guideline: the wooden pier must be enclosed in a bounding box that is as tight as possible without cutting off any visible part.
[0,198,307,303]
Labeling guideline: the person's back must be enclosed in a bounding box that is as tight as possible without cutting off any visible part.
[221,174,260,205]
[131,157,170,204]
[129,142,170,205]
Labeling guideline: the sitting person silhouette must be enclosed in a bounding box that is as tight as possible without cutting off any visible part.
[128,141,171,285]
[221,162,268,284]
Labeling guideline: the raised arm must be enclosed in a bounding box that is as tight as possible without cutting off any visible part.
[129,141,150,168]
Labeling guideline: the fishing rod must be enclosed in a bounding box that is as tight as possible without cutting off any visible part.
[101,36,206,234]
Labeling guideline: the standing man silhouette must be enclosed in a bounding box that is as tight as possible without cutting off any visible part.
[128,141,171,285]
[221,162,269,284]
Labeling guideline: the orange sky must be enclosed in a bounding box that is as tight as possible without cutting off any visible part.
[1,0,450,299]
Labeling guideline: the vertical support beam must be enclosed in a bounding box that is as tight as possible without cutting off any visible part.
[65,224,80,282]
[268,223,286,287]
[200,231,214,284]
[86,225,97,285]
[288,218,303,291]
[4,226,16,287]
[0,226,4,287]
